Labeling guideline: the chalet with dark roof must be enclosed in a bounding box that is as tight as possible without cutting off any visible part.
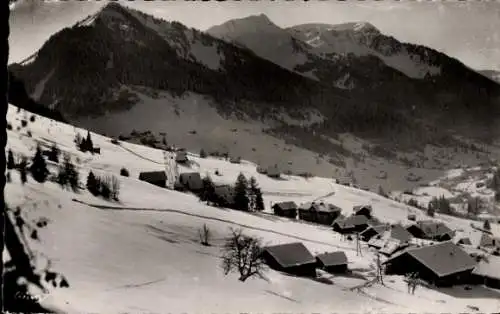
[316,251,348,274]
[332,215,369,235]
[353,205,373,219]
[360,224,390,242]
[390,224,414,243]
[177,172,203,191]
[138,171,167,188]
[406,220,454,241]
[261,242,317,277]
[298,202,342,226]
[383,241,477,287]
[272,201,298,219]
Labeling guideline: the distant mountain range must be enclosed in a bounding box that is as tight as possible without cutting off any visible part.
[8,2,500,162]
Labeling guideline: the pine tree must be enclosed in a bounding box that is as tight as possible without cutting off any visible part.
[7,149,15,169]
[58,154,79,191]
[200,175,216,205]
[249,176,264,211]
[234,173,249,211]
[30,146,49,183]
[85,131,93,152]
[199,148,207,158]
[483,220,491,231]
[254,188,265,211]
[86,171,99,195]
[427,202,435,217]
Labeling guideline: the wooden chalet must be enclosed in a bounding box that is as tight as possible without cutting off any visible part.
[406,220,454,241]
[383,241,477,287]
[360,225,389,242]
[266,164,281,178]
[261,243,317,277]
[138,171,167,188]
[316,251,348,274]
[229,156,241,164]
[353,205,373,219]
[332,215,369,235]
[272,201,298,219]
[177,172,203,191]
[298,202,342,226]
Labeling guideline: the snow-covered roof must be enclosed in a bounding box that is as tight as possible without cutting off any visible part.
[263,242,316,268]
[316,251,348,266]
[386,241,477,278]
[472,255,500,280]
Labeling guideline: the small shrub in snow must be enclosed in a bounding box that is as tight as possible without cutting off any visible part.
[16,126,20,131]
[26,130,32,137]
[199,224,211,246]
[120,167,130,177]
[21,120,27,128]
[221,228,267,282]
[29,115,35,122]
[6,172,11,183]
[7,122,12,130]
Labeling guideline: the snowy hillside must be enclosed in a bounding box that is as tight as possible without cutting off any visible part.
[5,104,500,313]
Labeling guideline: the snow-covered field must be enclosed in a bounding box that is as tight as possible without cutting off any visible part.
[5,104,500,313]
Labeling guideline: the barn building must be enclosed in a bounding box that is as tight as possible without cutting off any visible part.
[261,242,317,277]
[406,220,454,241]
[298,202,342,226]
[383,241,477,287]
[360,225,390,242]
[316,251,348,274]
[138,171,167,188]
[177,172,203,191]
[332,215,369,235]
[353,205,373,219]
[272,201,298,219]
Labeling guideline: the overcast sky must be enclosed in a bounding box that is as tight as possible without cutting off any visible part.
[9,0,500,71]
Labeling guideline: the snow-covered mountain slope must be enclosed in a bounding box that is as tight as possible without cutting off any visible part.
[290,22,441,79]
[5,104,500,313]
[207,14,314,78]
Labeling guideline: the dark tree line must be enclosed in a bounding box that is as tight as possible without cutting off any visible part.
[197,172,264,212]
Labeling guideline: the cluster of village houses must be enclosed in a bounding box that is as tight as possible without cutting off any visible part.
[136,150,500,290]
[270,200,500,289]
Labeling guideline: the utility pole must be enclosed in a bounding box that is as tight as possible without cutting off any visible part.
[356,232,362,256]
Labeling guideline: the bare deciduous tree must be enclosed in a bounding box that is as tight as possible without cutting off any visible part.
[221,228,267,282]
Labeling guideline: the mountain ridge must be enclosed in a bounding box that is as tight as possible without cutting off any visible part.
[7,2,500,173]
